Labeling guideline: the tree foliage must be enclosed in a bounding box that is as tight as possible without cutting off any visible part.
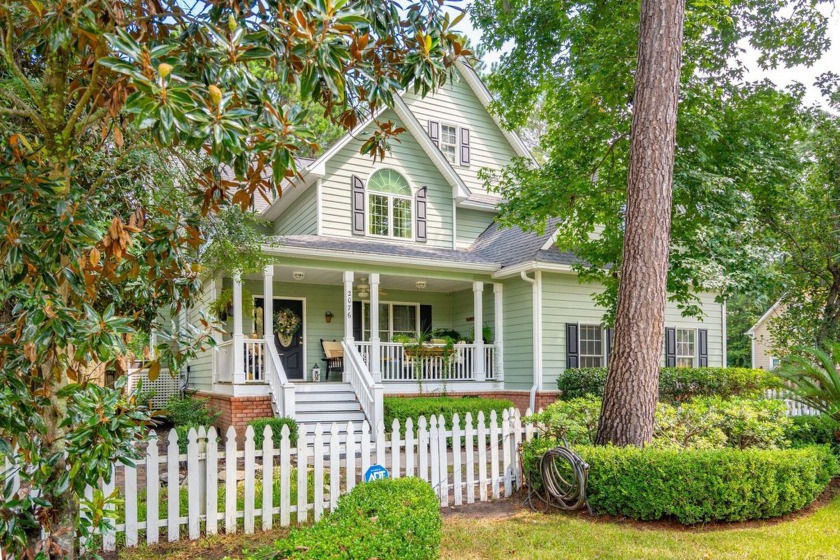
[469,0,829,321]
[0,0,466,556]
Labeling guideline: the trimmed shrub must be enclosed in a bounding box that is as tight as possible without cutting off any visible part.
[557,367,779,403]
[525,397,601,445]
[259,477,441,559]
[523,439,837,524]
[383,396,514,428]
[164,392,220,427]
[249,417,299,448]
[786,415,840,453]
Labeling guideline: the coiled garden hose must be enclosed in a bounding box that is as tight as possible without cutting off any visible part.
[523,442,590,512]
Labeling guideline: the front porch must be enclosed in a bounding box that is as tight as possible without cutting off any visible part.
[208,262,505,428]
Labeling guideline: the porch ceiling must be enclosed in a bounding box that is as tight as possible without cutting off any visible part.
[243,264,474,294]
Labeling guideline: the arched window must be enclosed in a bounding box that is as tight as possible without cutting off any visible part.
[367,169,412,239]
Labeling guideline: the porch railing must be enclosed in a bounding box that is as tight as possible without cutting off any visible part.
[215,340,234,383]
[214,338,268,384]
[266,338,295,418]
[342,341,383,428]
[355,342,496,382]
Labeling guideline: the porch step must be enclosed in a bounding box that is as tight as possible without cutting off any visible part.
[294,382,355,394]
[296,410,367,425]
[296,400,363,413]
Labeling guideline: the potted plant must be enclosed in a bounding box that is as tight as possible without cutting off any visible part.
[210,287,254,321]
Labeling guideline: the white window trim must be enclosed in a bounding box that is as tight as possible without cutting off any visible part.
[439,122,459,165]
[578,323,605,368]
[362,301,422,341]
[675,327,697,368]
[366,168,415,241]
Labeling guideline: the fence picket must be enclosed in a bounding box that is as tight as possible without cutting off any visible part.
[502,409,512,497]
[296,426,309,524]
[313,424,325,521]
[206,427,218,536]
[144,432,160,544]
[391,419,401,479]
[329,424,340,512]
[263,426,274,531]
[375,421,386,467]
[280,425,291,526]
[465,413,475,504]
[418,416,429,482]
[477,412,488,502]
[452,413,462,507]
[429,416,440,501]
[361,421,371,478]
[346,422,357,492]
[167,430,179,542]
[525,408,535,443]
[437,414,448,507]
[405,418,415,478]
[103,462,116,551]
[187,428,200,540]
[513,410,523,490]
[225,426,237,534]
[490,410,500,500]
[244,426,256,534]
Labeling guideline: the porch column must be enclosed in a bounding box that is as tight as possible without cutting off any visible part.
[232,271,245,384]
[473,281,486,382]
[494,283,504,380]
[369,273,382,382]
[263,265,274,340]
[343,271,354,343]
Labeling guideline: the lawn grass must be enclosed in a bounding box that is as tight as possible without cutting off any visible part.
[441,493,840,560]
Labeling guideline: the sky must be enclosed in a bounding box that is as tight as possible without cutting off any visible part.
[454,2,840,109]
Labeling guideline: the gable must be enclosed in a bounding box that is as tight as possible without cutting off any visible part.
[401,72,519,194]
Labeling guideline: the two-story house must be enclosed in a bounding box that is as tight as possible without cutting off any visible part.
[183,60,727,434]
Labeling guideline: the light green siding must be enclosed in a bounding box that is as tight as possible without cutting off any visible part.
[540,272,725,390]
[402,76,517,194]
[319,111,455,248]
[450,286,496,342]
[502,277,534,390]
[187,277,216,391]
[273,185,317,235]
[456,208,494,248]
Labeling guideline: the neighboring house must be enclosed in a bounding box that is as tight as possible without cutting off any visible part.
[746,300,784,370]
[183,61,727,434]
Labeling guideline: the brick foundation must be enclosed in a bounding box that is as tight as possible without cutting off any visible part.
[388,391,559,413]
[195,392,273,435]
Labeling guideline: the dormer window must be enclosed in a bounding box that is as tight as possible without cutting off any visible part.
[367,169,412,239]
[440,125,458,163]
[428,121,471,167]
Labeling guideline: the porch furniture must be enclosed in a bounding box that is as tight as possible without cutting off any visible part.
[321,339,344,381]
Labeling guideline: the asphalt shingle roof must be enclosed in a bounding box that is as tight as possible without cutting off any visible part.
[468,218,579,268]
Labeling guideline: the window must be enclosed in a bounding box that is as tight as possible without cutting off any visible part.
[362,303,419,342]
[770,357,781,370]
[367,169,412,239]
[440,124,457,164]
[676,328,696,368]
[579,325,604,367]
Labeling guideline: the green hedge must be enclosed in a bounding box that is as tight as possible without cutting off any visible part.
[557,367,779,403]
[786,415,840,453]
[249,417,299,449]
[523,439,837,524]
[383,396,514,428]
[259,477,441,559]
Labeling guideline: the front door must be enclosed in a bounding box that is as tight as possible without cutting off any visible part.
[255,297,305,379]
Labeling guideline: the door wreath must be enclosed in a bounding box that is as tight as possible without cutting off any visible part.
[275,308,302,347]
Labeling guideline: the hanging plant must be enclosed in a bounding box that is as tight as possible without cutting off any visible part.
[210,288,254,321]
[275,307,302,346]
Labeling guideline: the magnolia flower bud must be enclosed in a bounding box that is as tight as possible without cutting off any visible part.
[158,63,173,78]
[228,14,237,32]
[208,85,222,106]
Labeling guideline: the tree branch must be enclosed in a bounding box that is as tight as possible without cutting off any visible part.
[1,8,44,114]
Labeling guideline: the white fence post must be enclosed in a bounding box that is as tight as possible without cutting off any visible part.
[429,416,440,501]
[103,463,116,552]
[296,426,309,524]
[206,427,218,536]
[465,412,475,505]
[405,418,415,478]
[263,426,275,531]
[452,413,462,507]
[281,425,291,526]
[244,426,256,534]
[329,424,340,512]
[124,448,138,547]
[167,430,179,542]
[418,416,429,482]
[225,426,237,534]
[187,428,200,540]
[490,411,500,500]
[437,414,448,507]
[145,431,159,545]
[391,419,401,479]
[477,411,488,502]
[347,421,358,493]
[313,424,325,522]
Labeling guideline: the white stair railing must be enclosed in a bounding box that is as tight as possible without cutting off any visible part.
[342,341,383,428]
[265,338,295,419]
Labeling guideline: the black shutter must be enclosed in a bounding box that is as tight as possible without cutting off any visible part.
[460,127,471,166]
[698,329,708,367]
[352,300,363,341]
[415,187,427,242]
[420,305,433,338]
[566,323,579,369]
[665,327,676,368]
[351,175,365,235]
[428,120,439,148]
[605,327,614,366]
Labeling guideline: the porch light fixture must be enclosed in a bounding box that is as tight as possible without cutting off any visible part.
[292,271,305,280]
[415,280,427,290]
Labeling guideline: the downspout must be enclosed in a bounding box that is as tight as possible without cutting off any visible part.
[721,299,728,367]
[521,270,543,411]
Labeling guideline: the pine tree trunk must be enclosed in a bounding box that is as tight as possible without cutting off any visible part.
[595,0,686,447]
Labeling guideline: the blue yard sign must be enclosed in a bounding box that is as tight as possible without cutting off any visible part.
[364,464,389,483]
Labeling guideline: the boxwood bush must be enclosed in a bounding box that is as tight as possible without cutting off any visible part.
[786,415,840,453]
[523,439,837,524]
[383,396,514,428]
[257,477,441,559]
[248,417,299,448]
[557,367,779,403]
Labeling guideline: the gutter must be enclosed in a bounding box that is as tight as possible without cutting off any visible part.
[520,270,543,411]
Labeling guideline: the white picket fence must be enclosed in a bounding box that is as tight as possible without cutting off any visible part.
[765,389,821,416]
[74,408,530,552]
